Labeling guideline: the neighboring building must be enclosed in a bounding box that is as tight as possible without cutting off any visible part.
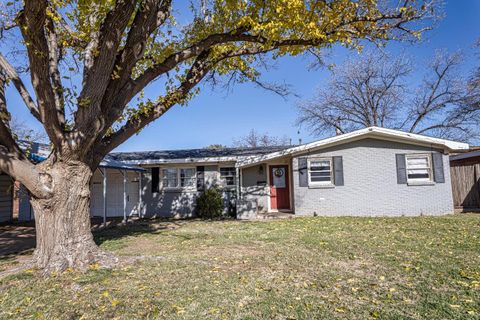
[15,127,471,221]
[449,150,480,211]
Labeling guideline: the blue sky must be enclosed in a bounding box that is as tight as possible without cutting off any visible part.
[4,0,480,152]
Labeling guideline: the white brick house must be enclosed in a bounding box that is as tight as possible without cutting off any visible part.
[18,127,470,220]
[109,127,468,218]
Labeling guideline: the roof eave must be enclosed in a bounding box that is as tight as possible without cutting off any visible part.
[237,127,469,168]
[118,157,240,166]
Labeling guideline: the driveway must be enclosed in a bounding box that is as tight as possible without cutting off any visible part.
[0,223,36,257]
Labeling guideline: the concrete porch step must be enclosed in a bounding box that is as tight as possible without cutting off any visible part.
[256,212,295,220]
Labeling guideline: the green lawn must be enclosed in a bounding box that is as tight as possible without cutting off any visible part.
[1,215,479,319]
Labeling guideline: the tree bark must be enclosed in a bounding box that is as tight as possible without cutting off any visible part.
[30,161,116,273]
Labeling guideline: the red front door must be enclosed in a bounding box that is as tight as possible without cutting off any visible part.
[269,165,290,210]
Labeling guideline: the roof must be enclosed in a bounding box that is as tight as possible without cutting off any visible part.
[237,127,470,168]
[110,146,289,165]
[20,127,469,169]
[450,150,480,162]
[19,141,145,171]
[99,156,146,172]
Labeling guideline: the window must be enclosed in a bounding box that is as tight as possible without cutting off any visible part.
[161,168,196,189]
[180,168,196,187]
[162,168,178,188]
[406,154,432,183]
[308,158,333,185]
[220,167,236,187]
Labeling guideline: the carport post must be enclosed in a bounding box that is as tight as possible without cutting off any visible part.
[138,172,143,218]
[123,170,127,223]
[100,168,107,228]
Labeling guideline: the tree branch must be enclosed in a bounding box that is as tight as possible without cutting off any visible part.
[98,50,215,156]
[18,0,65,145]
[97,0,173,133]
[0,73,51,199]
[0,146,53,199]
[45,15,66,128]
[0,72,27,159]
[99,46,272,156]
[0,53,41,122]
[77,0,137,114]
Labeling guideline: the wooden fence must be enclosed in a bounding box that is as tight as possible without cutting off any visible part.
[450,160,480,210]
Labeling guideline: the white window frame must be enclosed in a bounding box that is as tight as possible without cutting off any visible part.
[220,167,236,188]
[307,158,333,186]
[405,153,433,184]
[180,168,196,188]
[161,167,196,190]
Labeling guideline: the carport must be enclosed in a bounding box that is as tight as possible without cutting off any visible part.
[18,157,145,224]
[90,157,146,226]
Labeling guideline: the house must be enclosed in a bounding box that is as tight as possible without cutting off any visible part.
[449,150,480,211]
[16,127,469,221]
[107,126,468,218]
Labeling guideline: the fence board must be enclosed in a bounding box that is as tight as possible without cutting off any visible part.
[450,163,480,209]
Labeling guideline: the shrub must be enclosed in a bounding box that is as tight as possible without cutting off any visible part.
[196,188,224,219]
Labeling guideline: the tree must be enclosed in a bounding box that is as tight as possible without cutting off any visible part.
[0,0,437,272]
[405,51,475,140]
[10,118,49,143]
[297,49,478,141]
[233,129,290,148]
[297,51,411,135]
[448,39,480,128]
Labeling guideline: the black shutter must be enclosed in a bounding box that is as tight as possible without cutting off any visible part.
[151,167,159,193]
[432,153,445,183]
[196,166,205,190]
[333,156,344,186]
[298,157,308,187]
[395,154,407,184]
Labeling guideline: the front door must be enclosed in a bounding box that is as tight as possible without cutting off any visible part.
[269,165,290,210]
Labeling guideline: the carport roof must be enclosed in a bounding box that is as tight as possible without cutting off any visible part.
[99,156,146,172]
[20,141,145,172]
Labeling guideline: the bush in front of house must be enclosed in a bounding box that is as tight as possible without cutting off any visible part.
[196,188,224,219]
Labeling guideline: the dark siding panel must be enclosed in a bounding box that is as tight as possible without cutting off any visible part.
[298,157,308,187]
[396,154,407,184]
[333,156,344,186]
[151,167,159,193]
[196,166,205,190]
[432,153,445,183]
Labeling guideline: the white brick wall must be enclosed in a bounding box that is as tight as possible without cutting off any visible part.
[292,138,454,216]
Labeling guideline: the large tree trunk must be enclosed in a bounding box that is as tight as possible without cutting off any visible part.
[29,161,116,273]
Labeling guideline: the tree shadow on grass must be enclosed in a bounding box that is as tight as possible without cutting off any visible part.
[93,218,195,246]
[92,216,237,246]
